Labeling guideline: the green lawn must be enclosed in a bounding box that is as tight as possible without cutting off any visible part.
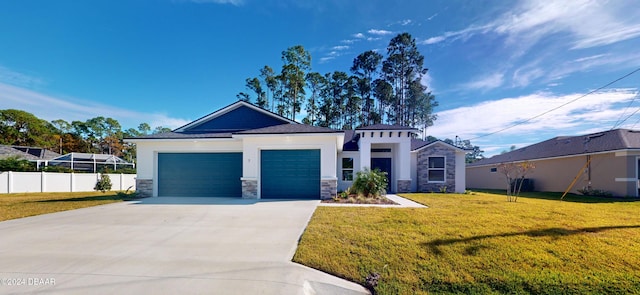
[0,191,135,222]
[293,191,640,294]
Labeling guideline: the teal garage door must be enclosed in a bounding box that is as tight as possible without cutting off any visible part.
[261,150,320,199]
[158,153,242,197]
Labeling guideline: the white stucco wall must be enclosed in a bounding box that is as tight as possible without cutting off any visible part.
[133,139,243,196]
[133,134,342,198]
[238,134,340,198]
[337,151,361,192]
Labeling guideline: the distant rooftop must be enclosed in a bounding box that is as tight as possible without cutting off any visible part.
[0,145,60,161]
[469,129,640,167]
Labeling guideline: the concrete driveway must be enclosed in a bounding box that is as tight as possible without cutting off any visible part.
[0,197,369,295]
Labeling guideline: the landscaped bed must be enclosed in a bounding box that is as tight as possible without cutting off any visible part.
[322,193,397,205]
[0,191,138,222]
[294,191,640,294]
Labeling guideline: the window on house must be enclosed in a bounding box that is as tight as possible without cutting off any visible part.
[428,156,445,182]
[342,158,354,181]
[490,167,497,173]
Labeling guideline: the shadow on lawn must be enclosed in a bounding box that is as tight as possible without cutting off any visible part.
[30,194,136,203]
[473,189,640,203]
[423,225,640,255]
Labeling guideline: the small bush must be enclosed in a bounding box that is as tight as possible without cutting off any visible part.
[41,165,74,173]
[578,187,613,197]
[116,186,139,199]
[350,168,388,198]
[0,156,36,172]
[94,173,112,193]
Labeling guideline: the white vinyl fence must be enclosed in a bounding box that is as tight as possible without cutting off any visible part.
[0,172,136,194]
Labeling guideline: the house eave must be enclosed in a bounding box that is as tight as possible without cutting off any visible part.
[124,137,238,143]
[467,148,640,168]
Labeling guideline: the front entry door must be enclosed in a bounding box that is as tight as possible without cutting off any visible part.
[371,158,392,192]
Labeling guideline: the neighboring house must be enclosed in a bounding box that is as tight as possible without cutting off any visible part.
[126,101,467,199]
[0,145,60,161]
[467,129,640,197]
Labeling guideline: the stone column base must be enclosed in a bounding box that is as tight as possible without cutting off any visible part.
[136,179,153,197]
[241,178,258,199]
[397,179,411,193]
[320,179,337,200]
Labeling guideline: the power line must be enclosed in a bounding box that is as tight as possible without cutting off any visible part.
[467,66,640,141]
[610,91,639,129]
[611,91,640,130]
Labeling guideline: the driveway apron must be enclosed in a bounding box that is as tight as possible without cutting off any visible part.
[0,197,368,295]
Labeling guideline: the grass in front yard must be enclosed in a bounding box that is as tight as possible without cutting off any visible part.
[0,191,134,222]
[293,191,640,294]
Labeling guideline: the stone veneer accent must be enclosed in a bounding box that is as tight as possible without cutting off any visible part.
[136,179,153,197]
[241,179,258,199]
[397,179,411,193]
[417,145,456,193]
[320,179,337,200]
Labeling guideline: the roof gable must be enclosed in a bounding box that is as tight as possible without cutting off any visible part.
[175,101,296,134]
[411,139,467,153]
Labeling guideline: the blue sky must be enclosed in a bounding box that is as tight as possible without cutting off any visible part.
[1,0,639,156]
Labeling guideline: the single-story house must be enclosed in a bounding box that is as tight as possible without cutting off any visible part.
[466,129,640,197]
[126,101,467,199]
[0,145,60,161]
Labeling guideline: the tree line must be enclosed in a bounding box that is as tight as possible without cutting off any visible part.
[0,109,171,162]
[237,32,438,131]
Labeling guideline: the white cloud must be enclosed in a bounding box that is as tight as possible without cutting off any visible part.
[186,0,244,5]
[548,52,640,81]
[0,82,189,129]
[512,67,544,87]
[427,89,639,155]
[0,66,44,88]
[367,29,393,36]
[421,0,640,50]
[427,13,438,21]
[352,33,365,39]
[400,19,412,26]
[461,72,504,91]
[331,45,349,51]
[421,72,434,92]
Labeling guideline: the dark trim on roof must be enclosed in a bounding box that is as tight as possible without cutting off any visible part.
[356,124,418,131]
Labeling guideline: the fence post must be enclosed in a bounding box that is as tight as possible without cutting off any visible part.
[70,172,74,192]
[7,171,13,194]
[41,171,45,193]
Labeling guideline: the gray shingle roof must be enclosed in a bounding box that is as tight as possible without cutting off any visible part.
[468,129,640,167]
[235,124,342,135]
[126,124,341,140]
[0,145,61,160]
[126,132,234,139]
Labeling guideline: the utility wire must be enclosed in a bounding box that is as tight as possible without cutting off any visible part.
[611,91,640,130]
[467,66,640,141]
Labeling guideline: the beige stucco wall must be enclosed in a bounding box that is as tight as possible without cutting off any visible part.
[466,152,637,197]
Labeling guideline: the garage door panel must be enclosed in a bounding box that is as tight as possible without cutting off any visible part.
[158,153,242,197]
[261,150,320,199]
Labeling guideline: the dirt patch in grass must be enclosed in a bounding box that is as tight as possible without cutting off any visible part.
[321,194,397,205]
[0,191,138,222]
[295,191,640,294]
